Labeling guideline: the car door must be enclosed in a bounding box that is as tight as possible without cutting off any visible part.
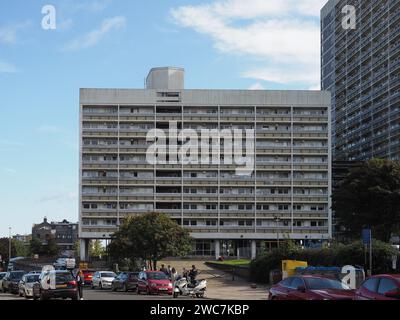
[92,272,98,287]
[287,277,308,300]
[356,277,379,300]
[3,273,10,290]
[273,278,293,300]
[114,274,122,290]
[138,272,147,291]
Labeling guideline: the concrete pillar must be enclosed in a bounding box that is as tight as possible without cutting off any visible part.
[215,240,220,260]
[251,240,257,260]
[80,239,89,262]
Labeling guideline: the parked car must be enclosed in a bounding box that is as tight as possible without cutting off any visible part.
[82,269,95,285]
[33,270,78,300]
[19,273,40,298]
[111,272,139,292]
[91,271,117,290]
[268,275,355,300]
[355,274,400,300]
[137,271,172,295]
[0,272,6,289]
[1,271,26,294]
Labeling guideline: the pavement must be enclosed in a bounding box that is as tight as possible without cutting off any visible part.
[161,260,269,300]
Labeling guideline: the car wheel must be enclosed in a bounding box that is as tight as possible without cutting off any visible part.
[39,294,47,301]
[71,294,78,301]
[91,283,95,290]
[196,293,205,298]
[173,291,179,298]
[123,284,128,292]
[99,282,103,290]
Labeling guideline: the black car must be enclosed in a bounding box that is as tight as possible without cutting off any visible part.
[1,271,26,294]
[33,270,78,300]
[111,272,139,292]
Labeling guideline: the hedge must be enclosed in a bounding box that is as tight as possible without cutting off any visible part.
[250,240,399,283]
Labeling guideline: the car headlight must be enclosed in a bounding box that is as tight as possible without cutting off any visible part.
[168,283,172,287]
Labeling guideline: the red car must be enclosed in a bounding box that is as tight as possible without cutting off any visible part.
[355,274,400,300]
[82,269,96,285]
[137,271,172,295]
[268,275,355,300]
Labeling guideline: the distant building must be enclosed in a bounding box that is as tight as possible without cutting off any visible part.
[32,218,78,257]
[12,234,32,243]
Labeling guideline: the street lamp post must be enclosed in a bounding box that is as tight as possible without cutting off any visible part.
[8,227,12,263]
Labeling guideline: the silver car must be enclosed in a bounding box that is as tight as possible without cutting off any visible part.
[19,273,40,298]
[91,271,117,290]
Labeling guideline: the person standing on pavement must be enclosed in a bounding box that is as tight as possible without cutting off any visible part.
[160,264,168,275]
[76,269,84,300]
[170,267,179,282]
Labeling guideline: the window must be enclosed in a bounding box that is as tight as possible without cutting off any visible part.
[290,277,305,289]
[362,278,379,292]
[377,278,398,295]
[280,278,293,288]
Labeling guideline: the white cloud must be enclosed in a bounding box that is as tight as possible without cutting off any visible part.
[0,61,17,73]
[248,83,265,90]
[0,21,32,44]
[63,16,126,51]
[171,0,326,87]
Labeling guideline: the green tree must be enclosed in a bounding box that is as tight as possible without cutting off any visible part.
[44,238,61,257]
[108,212,193,269]
[0,238,17,262]
[89,240,106,258]
[333,159,400,242]
[29,237,43,256]
[12,239,29,257]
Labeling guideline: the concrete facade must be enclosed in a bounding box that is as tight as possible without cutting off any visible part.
[321,0,400,161]
[79,68,332,260]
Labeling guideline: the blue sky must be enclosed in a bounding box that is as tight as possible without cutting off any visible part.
[0,0,327,237]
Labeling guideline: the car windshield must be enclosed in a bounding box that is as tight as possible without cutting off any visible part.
[26,275,40,283]
[10,272,25,280]
[305,278,351,290]
[147,272,169,280]
[101,272,116,278]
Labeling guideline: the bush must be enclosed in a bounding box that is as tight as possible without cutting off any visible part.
[250,240,399,283]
